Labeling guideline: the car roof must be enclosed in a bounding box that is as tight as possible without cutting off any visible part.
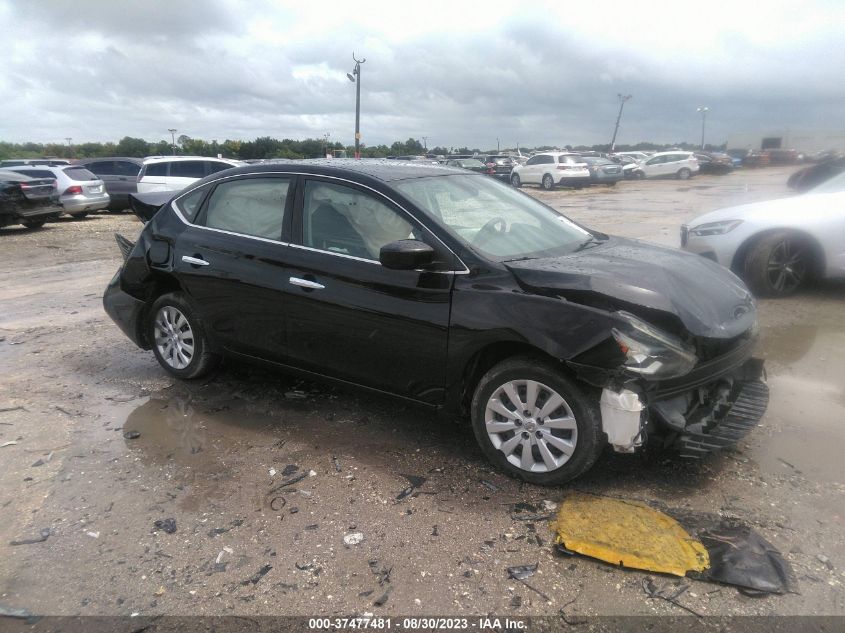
[650,151,693,156]
[142,155,240,164]
[77,156,143,164]
[199,158,468,183]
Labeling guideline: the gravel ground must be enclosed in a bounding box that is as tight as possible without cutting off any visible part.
[1,166,843,622]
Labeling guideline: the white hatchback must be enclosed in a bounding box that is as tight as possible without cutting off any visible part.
[632,151,699,180]
[137,156,242,193]
[511,152,591,190]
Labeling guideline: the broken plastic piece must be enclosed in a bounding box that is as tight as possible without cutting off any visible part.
[699,524,796,594]
[553,492,709,577]
[507,563,538,580]
[600,388,644,452]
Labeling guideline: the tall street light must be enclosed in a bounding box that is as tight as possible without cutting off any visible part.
[697,106,709,150]
[168,128,178,155]
[610,94,632,152]
[347,53,366,159]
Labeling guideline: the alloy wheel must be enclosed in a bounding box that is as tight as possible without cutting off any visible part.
[484,379,578,473]
[154,306,195,370]
[766,238,807,294]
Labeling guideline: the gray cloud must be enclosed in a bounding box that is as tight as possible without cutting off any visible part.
[1,1,843,149]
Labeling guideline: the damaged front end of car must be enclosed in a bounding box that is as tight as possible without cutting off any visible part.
[570,309,767,458]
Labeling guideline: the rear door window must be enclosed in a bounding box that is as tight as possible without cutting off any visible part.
[63,167,98,181]
[198,177,290,240]
[205,161,232,175]
[145,163,168,177]
[115,161,141,176]
[170,161,207,179]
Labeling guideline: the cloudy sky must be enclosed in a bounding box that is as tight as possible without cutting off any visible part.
[1,0,843,150]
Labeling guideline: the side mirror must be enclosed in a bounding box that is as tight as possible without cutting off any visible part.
[379,239,435,270]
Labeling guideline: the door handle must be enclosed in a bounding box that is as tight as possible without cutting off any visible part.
[289,277,325,290]
[182,255,210,267]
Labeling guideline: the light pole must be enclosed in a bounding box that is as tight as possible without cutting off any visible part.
[697,106,709,150]
[324,132,331,158]
[65,137,73,158]
[422,136,428,152]
[347,53,366,159]
[610,94,632,152]
[168,128,177,155]
[496,137,500,152]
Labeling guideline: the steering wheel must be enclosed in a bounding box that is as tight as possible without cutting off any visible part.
[473,216,508,248]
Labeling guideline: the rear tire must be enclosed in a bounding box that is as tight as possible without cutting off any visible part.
[744,231,812,297]
[149,292,220,379]
[22,220,46,230]
[635,170,645,180]
[510,173,521,188]
[73,212,89,220]
[541,174,555,190]
[470,356,603,485]
[677,168,691,180]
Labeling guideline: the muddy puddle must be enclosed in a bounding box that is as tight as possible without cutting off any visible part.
[753,324,845,487]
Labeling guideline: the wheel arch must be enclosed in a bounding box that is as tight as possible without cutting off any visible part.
[730,227,827,278]
[456,341,580,417]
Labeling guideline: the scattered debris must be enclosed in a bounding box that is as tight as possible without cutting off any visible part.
[699,524,797,594]
[284,390,307,399]
[0,604,35,620]
[396,474,427,501]
[0,406,25,414]
[507,563,538,580]
[1,441,18,448]
[123,431,141,440]
[553,492,709,576]
[308,469,317,477]
[241,564,273,585]
[332,456,342,472]
[344,532,364,546]
[154,518,177,534]
[373,586,393,607]
[268,468,277,477]
[86,531,100,539]
[510,595,522,607]
[9,528,50,546]
[542,500,558,511]
[480,479,499,492]
[431,525,439,537]
[510,502,554,522]
[30,459,45,467]
[642,577,701,617]
[817,554,834,570]
[282,464,298,476]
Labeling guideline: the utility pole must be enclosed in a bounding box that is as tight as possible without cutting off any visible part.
[347,53,366,159]
[610,94,632,152]
[168,128,177,155]
[65,137,73,158]
[324,132,331,158]
[422,136,428,152]
[697,106,709,150]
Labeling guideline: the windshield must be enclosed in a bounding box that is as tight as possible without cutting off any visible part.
[394,174,592,260]
[809,170,845,194]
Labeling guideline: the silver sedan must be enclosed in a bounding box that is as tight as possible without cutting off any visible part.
[682,171,845,296]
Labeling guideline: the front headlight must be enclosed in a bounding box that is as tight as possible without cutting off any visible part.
[611,311,697,380]
[689,219,743,236]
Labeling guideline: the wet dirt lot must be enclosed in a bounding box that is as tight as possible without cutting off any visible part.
[1,166,843,621]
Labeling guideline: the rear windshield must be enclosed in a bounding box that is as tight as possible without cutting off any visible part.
[63,167,98,181]
[13,169,55,178]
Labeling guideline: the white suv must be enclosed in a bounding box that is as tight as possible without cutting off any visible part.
[137,156,241,193]
[510,152,591,190]
[632,151,699,180]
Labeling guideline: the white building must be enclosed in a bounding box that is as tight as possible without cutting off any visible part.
[727,129,845,154]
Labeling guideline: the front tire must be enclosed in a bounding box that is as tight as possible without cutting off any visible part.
[470,357,603,485]
[744,231,811,297]
[149,292,220,379]
[511,173,522,188]
[22,220,46,229]
[541,174,555,190]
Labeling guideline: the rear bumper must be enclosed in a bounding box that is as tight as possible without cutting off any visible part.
[61,193,111,214]
[103,273,149,349]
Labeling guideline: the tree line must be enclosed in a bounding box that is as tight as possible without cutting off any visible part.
[0,135,723,161]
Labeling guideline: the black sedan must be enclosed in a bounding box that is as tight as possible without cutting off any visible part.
[105,160,767,484]
[0,170,62,230]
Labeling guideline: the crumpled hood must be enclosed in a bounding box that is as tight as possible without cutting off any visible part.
[506,237,756,339]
